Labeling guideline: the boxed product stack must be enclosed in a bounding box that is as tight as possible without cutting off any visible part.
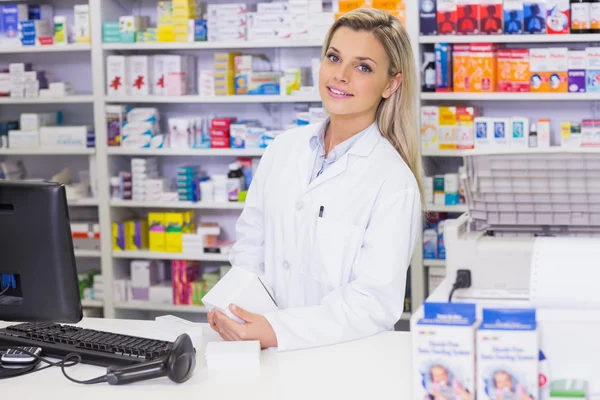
[92,274,104,301]
[157,1,174,42]
[0,4,28,45]
[0,120,19,148]
[121,108,165,149]
[8,111,54,149]
[71,221,101,250]
[181,223,221,254]
[19,19,52,46]
[172,260,201,305]
[131,157,161,202]
[130,260,168,301]
[423,215,451,261]
[119,15,150,43]
[249,3,291,41]
[213,52,238,95]
[177,166,201,202]
[112,219,148,251]
[78,271,101,300]
[172,0,198,42]
[4,63,49,98]
[210,117,236,148]
[207,3,247,42]
[106,105,126,146]
[148,211,195,253]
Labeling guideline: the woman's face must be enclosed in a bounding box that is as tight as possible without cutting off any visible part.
[319,27,400,119]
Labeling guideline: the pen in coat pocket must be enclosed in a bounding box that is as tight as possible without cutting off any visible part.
[319,206,324,218]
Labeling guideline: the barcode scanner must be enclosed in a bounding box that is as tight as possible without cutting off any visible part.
[105,334,196,385]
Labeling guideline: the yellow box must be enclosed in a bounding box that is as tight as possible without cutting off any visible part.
[158,25,175,42]
[183,211,195,233]
[112,222,124,251]
[125,220,148,250]
[561,121,572,141]
[438,107,457,150]
[165,212,184,253]
[148,213,166,252]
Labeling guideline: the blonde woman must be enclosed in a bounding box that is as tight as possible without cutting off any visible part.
[209,8,424,351]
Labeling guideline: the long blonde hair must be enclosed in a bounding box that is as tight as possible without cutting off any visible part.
[322,8,425,205]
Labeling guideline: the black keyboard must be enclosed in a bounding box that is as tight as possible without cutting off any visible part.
[0,322,174,367]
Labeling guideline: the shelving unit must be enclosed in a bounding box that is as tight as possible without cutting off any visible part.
[419,34,600,44]
[426,204,468,213]
[82,300,104,308]
[112,251,230,262]
[0,148,95,155]
[415,20,600,310]
[68,198,100,207]
[107,147,265,156]
[74,249,102,258]
[110,200,245,210]
[0,95,95,104]
[104,94,322,104]
[0,43,92,54]
[103,39,323,50]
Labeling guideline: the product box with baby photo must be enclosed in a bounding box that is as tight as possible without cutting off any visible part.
[412,302,478,400]
[477,308,538,400]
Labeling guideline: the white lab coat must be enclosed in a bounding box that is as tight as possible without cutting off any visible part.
[228,121,421,351]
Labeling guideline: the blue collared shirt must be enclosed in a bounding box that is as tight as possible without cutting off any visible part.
[309,121,374,183]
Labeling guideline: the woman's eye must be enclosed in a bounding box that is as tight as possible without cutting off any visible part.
[327,54,339,63]
[357,65,372,73]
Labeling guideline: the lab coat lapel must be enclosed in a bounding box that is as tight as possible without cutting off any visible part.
[305,154,349,193]
[296,123,324,191]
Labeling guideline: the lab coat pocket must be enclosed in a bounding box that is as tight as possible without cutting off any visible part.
[310,217,362,289]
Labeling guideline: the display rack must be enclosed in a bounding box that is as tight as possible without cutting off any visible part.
[415,19,600,309]
[1,0,421,321]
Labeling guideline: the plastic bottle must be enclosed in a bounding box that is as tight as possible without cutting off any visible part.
[422,51,436,92]
[529,123,538,148]
[571,0,591,33]
[226,162,245,202]
[591,0,600,32]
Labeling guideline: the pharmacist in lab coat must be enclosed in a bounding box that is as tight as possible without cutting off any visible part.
[208,9,424,351]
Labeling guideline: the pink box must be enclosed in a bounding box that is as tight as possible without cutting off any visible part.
[166,72,186,96]
[211,137,230,148]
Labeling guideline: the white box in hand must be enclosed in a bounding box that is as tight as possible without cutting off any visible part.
[201,267,277,323]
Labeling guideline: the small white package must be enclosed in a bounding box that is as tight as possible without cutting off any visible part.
[201,267,277,323]
[477,308,538,400]
[413,302,478,400]
[205,340,260,369]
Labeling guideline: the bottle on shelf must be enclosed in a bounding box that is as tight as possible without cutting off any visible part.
[571,0,591,33]
[422,51,436,93]
[529,123,538,148]
[227,162,245,202]
[592,0,600,33]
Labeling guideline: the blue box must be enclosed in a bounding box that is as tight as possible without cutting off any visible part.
[524,1,546,34]
[194,19,207,41]
[434,43,452,91]
[28,5,53,21]
[504,1,524,34]
[419,0,437,35]
[1,4,29,41]
[586,70,600,92]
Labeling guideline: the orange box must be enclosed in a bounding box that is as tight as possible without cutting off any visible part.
[497,49,512,92]
[529,48,550,92]
[338,0,364,12]
[468,43,497,92]
[456,106,478,150]
[372,0,403,10]
[511,49,530,92]
[453,44,471,92]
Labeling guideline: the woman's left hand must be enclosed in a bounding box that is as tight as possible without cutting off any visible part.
[209,304,278,349]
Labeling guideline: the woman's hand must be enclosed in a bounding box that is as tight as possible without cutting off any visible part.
[208,304,278,349]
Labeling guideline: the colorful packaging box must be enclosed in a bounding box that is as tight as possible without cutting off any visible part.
[112,222,125,251]
[529,48,550,91]
[510,117,530,147]
[456,107,477,149]
[148,212,166,252]
[476,309,538,400]
[413,303,478,400]
[439,107,457,150]
[504,0,524,33]
[546,0,570,34]
[497,49,513,91]
[457,0,480,34]
[480,0,504,34]
[524,0,547,33]
[421,106,440,150]
[453,44,471,92]
[437,0,458,34]
[586,47,600,93]
[568,50,587,93]
[165,212,184,253]
[493,118,511,147]
[548,47,568,92]
[125,220,148,250]
[435,43,452,92]
[128,56,153,95]
[538,118,551,147]
[106,56,130,95]
[420,0,438,35]
[469,43,497,92]
[475,117,493,148]
[511,49,531,92]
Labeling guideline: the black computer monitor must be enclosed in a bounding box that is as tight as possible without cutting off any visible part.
[0,181,82,323]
